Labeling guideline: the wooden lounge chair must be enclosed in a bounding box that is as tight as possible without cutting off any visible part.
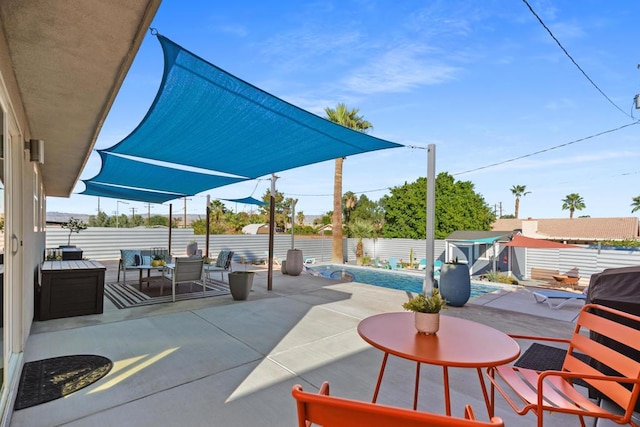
[292,381,504,427]
[532,289,586,309]
[486,303,640,427]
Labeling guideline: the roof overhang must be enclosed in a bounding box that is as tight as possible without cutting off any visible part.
[0,0,161,196]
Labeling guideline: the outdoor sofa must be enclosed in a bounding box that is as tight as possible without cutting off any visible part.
[117,248,170,283]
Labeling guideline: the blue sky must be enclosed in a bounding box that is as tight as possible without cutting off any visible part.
[47,0,640,220]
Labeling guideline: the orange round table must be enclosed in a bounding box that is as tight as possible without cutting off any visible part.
[357,312,520,415]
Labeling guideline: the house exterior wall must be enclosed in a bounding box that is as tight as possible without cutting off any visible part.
[0,25,46,426]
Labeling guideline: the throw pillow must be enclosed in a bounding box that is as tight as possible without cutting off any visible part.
[121,250,140,267]
[215,250,230,268]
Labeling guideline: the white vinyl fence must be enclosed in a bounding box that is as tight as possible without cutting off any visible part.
[45,227,640,282]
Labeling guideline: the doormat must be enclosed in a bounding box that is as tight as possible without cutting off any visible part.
[15,355,112,410]
[104,278,230,309]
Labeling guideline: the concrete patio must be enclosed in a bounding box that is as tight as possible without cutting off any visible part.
[10,261,600,426]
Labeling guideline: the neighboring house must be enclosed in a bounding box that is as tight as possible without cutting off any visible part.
[444,231,513,276]
[492,217,640,244]
[0,2,161,424]
[242,223,270,234]
[317,224,334,234]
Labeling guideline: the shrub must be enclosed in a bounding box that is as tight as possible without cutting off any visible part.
[485,270,519,285]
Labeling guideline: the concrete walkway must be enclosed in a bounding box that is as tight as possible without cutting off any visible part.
[11,261,590,426]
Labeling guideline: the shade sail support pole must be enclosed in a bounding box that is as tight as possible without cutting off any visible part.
[205,195,210,259]
[423,144,436,295]
[168,203,173,256]
[291,199,297,249]
[267,174,278,291]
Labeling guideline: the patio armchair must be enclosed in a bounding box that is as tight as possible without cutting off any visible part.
[292,382,504,426]
[486,303,640,427]
[205,250,234,281]
[161,257,205,302]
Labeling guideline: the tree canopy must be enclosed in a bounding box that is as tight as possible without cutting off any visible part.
[380,173,495,239]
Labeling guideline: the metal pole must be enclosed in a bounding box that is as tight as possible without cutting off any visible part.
[168,204,173,255]
[290,199,297,249]
[116,200,129,228]
[423,144,436,295]
[267,174,278,291]
[205,195,210,259]
[183,197,187,228]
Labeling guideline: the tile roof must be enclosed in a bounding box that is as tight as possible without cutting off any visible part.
[492,217,639,240]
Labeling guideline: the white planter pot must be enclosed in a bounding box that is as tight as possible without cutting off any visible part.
[414,312,440,335]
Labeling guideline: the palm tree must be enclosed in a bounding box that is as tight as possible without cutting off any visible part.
[510,185,530,219]
[325,103,372,263]
[561,193,586,218]
[631,196,640,213]
[348,218,376,265]
[343,191,358,233]
[296,211,305,226]
[209,200,227,223]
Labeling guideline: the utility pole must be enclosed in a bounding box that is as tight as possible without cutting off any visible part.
[183,197,188,228]
[130,207,137,225]
[181,197,193,228]
[116,200,129,228]
[144,203,153,226]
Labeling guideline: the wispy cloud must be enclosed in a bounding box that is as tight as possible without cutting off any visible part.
[218,24,248,37]
[259,26,362,71]
[343,44,460,93]
[545,98,577,110]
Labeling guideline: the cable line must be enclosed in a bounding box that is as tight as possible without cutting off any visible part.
[521,0,633,119]
[454,121,640,176]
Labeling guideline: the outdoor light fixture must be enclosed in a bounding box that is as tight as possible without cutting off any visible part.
[26,139,44,164]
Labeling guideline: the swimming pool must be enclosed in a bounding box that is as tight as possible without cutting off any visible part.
[309,264,501,299]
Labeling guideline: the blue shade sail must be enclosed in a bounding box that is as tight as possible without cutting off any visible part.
[81,181,183,204]
[221,197,268,206]
[103,34,402,180]
[86,152,246,195]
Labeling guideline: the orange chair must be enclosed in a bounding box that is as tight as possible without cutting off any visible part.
[292,382,504,427]
[487,303,640,427]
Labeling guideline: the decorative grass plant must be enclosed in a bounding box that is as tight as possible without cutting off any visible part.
[402,288,447,313]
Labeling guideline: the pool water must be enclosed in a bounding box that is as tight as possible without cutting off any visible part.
[309,264,501,299]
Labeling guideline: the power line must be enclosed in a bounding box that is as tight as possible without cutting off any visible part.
[521,0,633,119]
[287,187,391,197]
[281,119,638,199]
[453,121,640,176]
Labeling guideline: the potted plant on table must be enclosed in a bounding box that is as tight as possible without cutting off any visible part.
[402,288,447,334]
[151,254,166,267]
